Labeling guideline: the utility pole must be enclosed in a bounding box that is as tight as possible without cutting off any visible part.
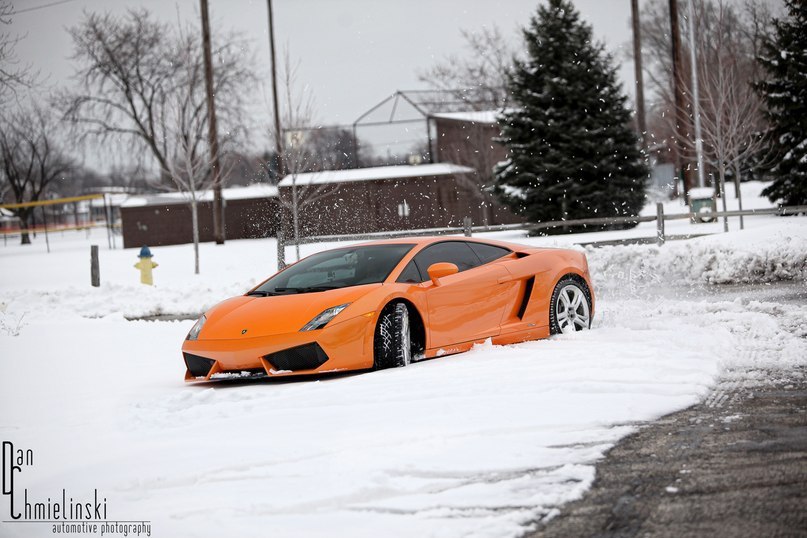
[687,0,705,189]
[669,0,690,202]
[267,0,284,179]
[199,0,225,244]
[631,0,647,149]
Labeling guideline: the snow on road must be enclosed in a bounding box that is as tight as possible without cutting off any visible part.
[1,211,806,537]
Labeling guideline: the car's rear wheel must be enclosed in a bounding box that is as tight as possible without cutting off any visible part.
[374,303,411,369]
[550,277,592,334]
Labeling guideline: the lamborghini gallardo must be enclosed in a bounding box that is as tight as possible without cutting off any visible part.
[182,237,595,381]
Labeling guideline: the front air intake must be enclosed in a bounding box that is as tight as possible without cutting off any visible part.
[264,343,329,371]
[184,353,216,377]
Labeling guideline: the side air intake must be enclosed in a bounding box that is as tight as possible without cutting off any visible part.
[517,276,536,319]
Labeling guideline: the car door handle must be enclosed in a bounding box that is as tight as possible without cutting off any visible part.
[498,275,515,284]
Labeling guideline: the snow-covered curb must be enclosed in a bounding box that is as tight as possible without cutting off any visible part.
[586,221,807,296]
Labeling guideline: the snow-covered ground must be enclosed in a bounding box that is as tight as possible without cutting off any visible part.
[1,184,806,537]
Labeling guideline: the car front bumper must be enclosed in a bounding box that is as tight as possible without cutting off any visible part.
[181,313,376,381]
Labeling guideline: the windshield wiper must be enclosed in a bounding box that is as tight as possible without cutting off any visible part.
[246,290,279,297]
[273,285,343,294]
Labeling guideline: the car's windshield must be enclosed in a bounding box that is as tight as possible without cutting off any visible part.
[253,244,415,295]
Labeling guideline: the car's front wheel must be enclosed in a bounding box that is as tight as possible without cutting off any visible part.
[549,277,592,334]
[374,303,411,369]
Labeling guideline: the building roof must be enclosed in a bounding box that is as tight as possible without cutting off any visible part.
[0,207,19,219]
[89,193,133,208]
[689,187,715,199]
[277,163,475,188]
[429,110,501,124]
[121,184,278,208]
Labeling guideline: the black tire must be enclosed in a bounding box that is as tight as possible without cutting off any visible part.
[549,276,592,335]
[373,303,411,369]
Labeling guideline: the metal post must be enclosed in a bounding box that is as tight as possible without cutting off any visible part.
[426,117,435,164]
[462,217,473,237]
[463,216,472,237]
[266,0,284,178]
[42,205,50,253]
[351,123,360,169]
[103,193,112,250]
[688,0,706,189]
[200,0,225,245]
[631,0,647,148]
[90,245,100,287]
[669,0,690,202]
[277,226,286,271]
[656,202,665,246]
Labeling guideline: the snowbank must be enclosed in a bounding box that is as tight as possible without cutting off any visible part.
[585,220,807,297]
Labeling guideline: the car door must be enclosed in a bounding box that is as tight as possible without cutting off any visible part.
[412,241,518,349]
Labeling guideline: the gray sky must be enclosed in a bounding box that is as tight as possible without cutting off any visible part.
[10,0,641,169]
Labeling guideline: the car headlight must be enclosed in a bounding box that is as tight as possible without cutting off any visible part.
[186,314,207,341]
[301,303,350,331]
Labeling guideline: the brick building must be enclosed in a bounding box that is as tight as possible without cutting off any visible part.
[120,185,279,248]
[276,163,520,238]
[119,109,523,249]
[429,110,507,170]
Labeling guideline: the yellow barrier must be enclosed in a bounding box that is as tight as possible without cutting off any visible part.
[0,222,121,237]
[0,193,105,210]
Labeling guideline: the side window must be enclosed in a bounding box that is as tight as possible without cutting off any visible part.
[413,241,481,277]
[467,242,511,264]
[396,260,423,284]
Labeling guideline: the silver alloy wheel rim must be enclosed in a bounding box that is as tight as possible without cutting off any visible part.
[556,284,590,334]
[400,307,411,365]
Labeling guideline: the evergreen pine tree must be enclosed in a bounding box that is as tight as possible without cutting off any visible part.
[757,0,807,206]
[495,0,647,228]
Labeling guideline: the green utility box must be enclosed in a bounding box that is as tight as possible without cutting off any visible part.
[689,187,716,223]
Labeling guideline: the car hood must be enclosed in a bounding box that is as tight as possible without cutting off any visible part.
[199,284,381,340]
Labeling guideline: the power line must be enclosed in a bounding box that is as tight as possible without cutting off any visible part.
[10,0,78,15]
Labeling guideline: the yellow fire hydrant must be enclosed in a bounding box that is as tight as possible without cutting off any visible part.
[134,245,158,286]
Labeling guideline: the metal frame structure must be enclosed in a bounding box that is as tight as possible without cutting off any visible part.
[280,89,503,169]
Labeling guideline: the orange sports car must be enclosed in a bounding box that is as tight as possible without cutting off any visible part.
[182,236,595,381]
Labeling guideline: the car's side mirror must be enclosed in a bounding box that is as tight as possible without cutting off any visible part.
[427,262,459,286]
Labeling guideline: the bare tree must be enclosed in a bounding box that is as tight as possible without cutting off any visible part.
[64,9,254,186]
[0,0,33,105]
[693,1,769,231]
[0,105,75,244]
[275,52,337,260]
[304,128,361,171]
[661,1,770,231]
[161,32,216,275]
[638,0,777,182]
[418,25,516,109]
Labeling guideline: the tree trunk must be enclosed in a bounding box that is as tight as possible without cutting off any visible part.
[561,196,569,233]
[19,221,31,245]
[734,162,744,230]
[718,162,729,232]
[292,180,301,261]
[481,193,492,226]
[18,209,32,245]
[191,198,200,275]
